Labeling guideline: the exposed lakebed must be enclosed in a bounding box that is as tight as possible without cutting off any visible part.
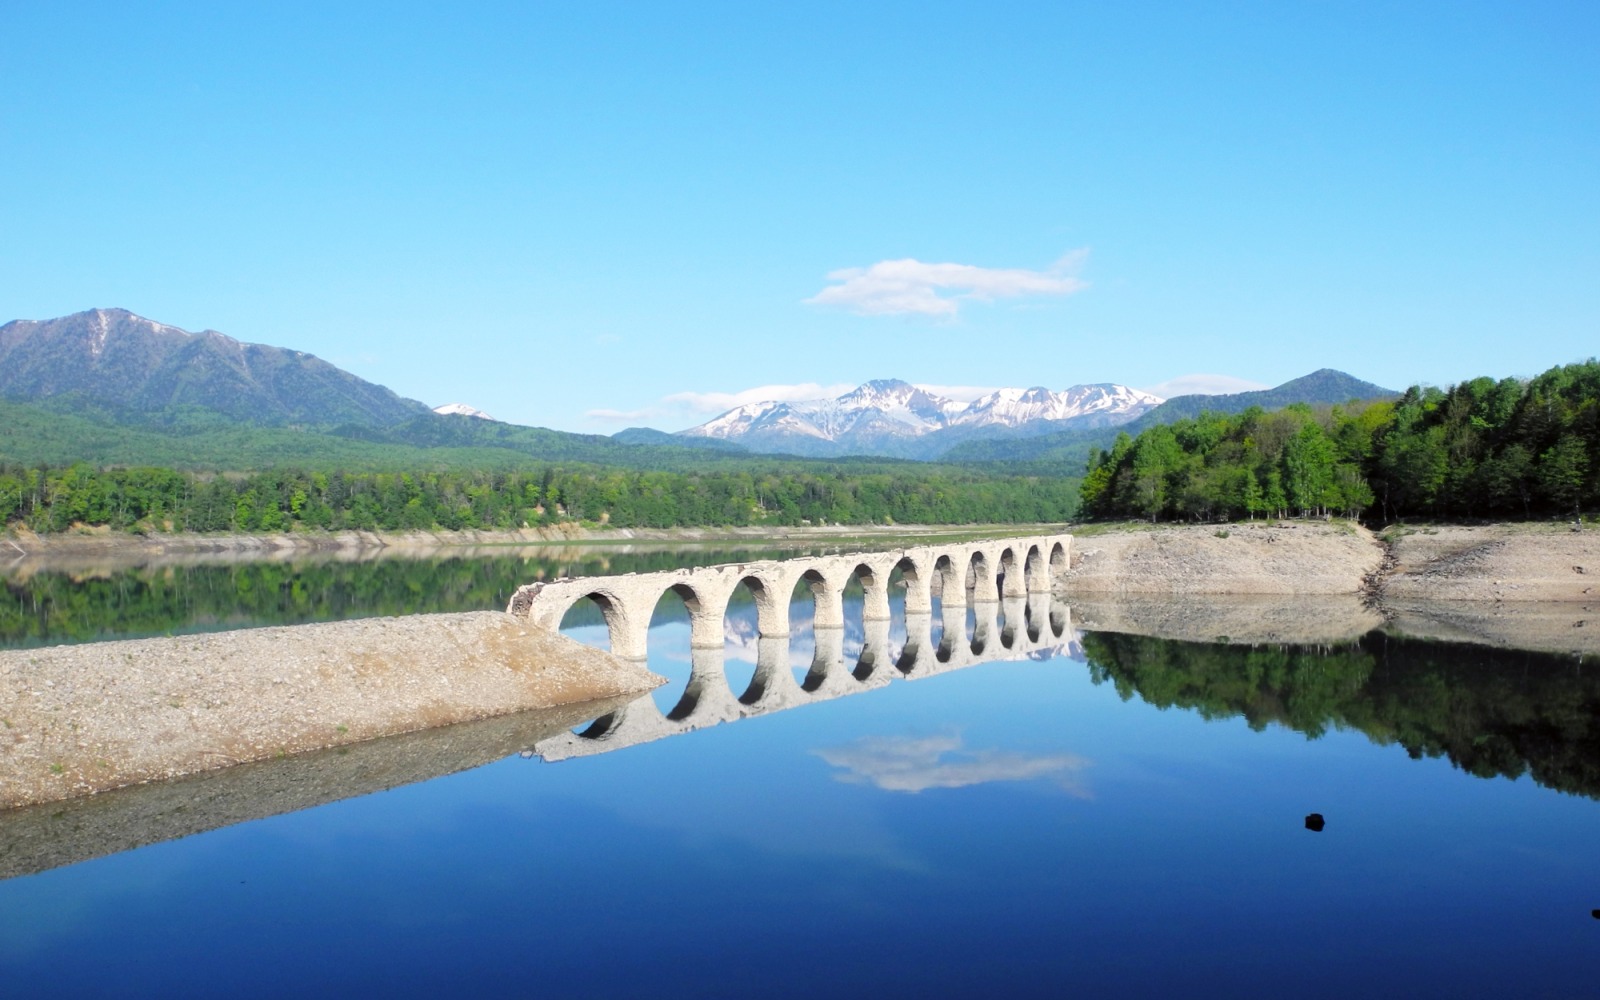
[1,543,1597,996]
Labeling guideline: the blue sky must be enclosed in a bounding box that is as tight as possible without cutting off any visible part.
[4,1,1596,432]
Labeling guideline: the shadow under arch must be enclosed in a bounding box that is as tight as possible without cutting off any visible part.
[646,586,700,714]
[1024,544,1047,593]
[998,546,1020,599]
[571,711,623,740]
[889,555,921,674]
[848,561,884,682]
[967,550,994,602]
[557,592,620,652]
[719,576,767,692]
[1049,601,1069,640]
[784,570,827,683]
[1024,593,1044,644]
[999,597,1019,650]
[933,554,961,606]
[1050,541,1069,579]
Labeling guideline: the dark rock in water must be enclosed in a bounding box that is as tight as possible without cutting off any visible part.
[1304,813,1326,832]
[1591,909,1600,920]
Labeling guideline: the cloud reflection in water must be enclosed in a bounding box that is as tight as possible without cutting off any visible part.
[814,733,1091,795]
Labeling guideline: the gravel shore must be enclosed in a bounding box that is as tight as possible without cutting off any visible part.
[0,612,661,810]
[1062,521,1383,595]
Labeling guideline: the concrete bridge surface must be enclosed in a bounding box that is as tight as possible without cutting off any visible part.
[506,532,1074,762]
[508,532,1071,658]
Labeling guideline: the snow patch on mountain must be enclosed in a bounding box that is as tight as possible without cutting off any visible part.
[682,378,1163,454]
[434,402,497,421]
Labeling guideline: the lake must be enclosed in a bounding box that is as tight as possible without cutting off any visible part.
[1,544,1597,997]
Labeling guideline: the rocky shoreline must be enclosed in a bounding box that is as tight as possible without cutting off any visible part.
[0,612,661,811]
[1062,520,1600,655]
[3,519,1594,817]
[1061,520,1598,603]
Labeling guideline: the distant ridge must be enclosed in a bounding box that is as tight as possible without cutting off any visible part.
[0,308,431,428]
[940,369,1398,466]
[677,378,1163,459]
[1134,369,1396,426]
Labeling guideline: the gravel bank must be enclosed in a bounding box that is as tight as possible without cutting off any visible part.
[0,612,661,810]
[1062,521,1384,595]
[0,695,635,880]
[1382,523,1600,603]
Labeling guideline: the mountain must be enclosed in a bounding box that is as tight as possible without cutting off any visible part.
[1132,369,1396,427]
[433,402,496,420]
[680,378,1163,458]
[610,427,750,453]
[941,368,1399,468]
[0,308,431,427]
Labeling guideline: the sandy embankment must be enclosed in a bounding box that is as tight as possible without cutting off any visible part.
[1060,521,1600,655]
[1062,521,1384,595]
[0,613,662,810]
[1382,523,1600,603]
[0,697,635,881]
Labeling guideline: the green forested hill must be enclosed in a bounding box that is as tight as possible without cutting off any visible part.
[1078,360,1599,523]
[0,398,814,473]
[0,308,432,427]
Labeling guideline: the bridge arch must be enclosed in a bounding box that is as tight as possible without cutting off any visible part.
[555,588,640,657]
[932,554,963,608]
[1024,545,1048,593]
[968,550,998,603]
[507,531,1071,666]
[999,547,1027,598]
[894,555,931,616]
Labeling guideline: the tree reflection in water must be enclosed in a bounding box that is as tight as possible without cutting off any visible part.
[1082,630,1600,799]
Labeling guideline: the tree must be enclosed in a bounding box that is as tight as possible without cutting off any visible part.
[1538,435,1589,517]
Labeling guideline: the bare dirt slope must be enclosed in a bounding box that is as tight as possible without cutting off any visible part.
[1062,521,1384,595]
[1381,523,1600,603]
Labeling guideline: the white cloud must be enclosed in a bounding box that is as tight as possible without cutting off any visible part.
[813,733,1091,795]
[662,382,855,414]
[585,407,662,423]
[1140,373,1272,399]
[805,251,1089,317]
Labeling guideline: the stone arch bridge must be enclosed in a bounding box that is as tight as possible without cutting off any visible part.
[529,590,1075,762]
[507,532,1071,660]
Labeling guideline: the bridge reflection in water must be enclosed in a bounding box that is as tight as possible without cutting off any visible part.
[535,591,1074,762]
[507,534,1075,762]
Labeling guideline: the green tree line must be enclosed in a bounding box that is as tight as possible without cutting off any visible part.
[1080,360,1599,522]
[0,463,1078,534]
[1,548,784,649]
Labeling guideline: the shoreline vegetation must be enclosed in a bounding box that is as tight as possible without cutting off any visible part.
[1080,360,1598,524]
[6,517,1596,605]
[0,463,1082,537]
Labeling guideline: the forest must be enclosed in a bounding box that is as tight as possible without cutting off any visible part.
[1079,360,1599,523]
[0,462,1078,534]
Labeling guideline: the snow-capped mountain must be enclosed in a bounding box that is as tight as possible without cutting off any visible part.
[433,402,496,421]
[681,379,1162,459]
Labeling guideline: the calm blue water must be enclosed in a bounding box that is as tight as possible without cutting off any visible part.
[1,589,1597,997]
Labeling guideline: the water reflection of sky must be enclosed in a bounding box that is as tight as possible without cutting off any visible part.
[1,593,1598,997]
